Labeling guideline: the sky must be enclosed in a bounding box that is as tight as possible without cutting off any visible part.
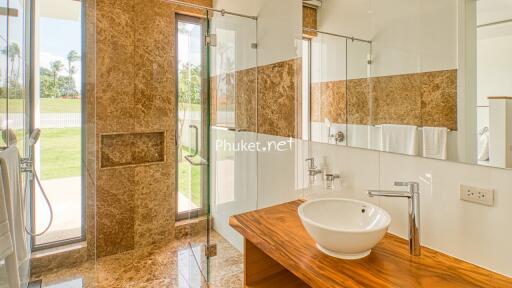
[178,21,202,68]
[39,16,82,88]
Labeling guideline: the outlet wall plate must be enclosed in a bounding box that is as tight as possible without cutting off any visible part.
[460,184,494,206]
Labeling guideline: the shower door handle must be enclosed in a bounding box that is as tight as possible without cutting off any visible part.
[184,155,208,166]
[189,125,199,157]
[185,124,208,166]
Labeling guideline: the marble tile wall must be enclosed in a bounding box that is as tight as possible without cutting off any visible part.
[93,0,212,258]
[100,132,165,168]
[257,59,299,138]
[211,67,257,132]
[311,80,347,124]
[303,5,317,37]
[211,59,298,138]
[309,69,457,130]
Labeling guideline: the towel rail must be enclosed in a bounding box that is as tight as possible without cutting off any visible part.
[372,125,453,132]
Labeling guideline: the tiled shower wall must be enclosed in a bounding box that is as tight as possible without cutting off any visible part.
[92,0,212,258]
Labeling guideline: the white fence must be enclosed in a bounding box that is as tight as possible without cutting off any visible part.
[3,113,81,129]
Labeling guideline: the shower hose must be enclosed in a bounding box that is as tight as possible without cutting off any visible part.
[22,164,54,237]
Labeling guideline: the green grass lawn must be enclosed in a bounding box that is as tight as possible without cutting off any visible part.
[40,128,82,180]
[178,146,202,207]
[1,98,82,113]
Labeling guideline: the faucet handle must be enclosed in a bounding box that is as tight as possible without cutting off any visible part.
[305,158,317,169]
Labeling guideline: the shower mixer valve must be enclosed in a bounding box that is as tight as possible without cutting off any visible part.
[20,158,33,173]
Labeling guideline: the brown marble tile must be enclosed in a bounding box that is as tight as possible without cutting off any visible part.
[236,68,258,132]
[100,132,165,168]
[371,73,422,126]
[421,69,457,130]
[257,59,298,138]
[175,217,208,240]
[95,0,135,134]
[311,80,347,124]
[322,80,346,124]
[37,231,242,288]
[133,0,175,133]
[347,78,371,125]
[31,243,88,278]
[133,164,174,248]
[310,70,456,128]
[96,167,135,257]
[303,5,318,37]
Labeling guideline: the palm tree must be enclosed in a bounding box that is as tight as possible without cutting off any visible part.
[66,50,80,96]
[50,60,64,98]
[1,43,21,97]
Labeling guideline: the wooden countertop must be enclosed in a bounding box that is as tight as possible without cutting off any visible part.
[229,200,512,288]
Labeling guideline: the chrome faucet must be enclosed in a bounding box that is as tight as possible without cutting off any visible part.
[324,173,340,190]
[305,158,322,177]
[368,181,421,256]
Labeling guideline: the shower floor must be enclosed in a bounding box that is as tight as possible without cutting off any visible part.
[34,231,243,288]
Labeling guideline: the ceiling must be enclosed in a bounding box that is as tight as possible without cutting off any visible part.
[40,0,81,21]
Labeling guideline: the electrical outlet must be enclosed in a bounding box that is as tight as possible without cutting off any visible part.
[460,184,494,206]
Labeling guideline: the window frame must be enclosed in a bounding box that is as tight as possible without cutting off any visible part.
[175,13,208,221]
[30,0,87,251]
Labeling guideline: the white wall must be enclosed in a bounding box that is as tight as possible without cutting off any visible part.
[316,0,458,77]
[306,142,512,277]
[477,34,512,104]
[211,0,302,251]
[214,0,302,66]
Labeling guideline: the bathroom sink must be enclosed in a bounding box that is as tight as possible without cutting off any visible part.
[298,198,391,260]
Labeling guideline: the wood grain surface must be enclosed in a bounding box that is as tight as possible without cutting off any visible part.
[229,200,512,288]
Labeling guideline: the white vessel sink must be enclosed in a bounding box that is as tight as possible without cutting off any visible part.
[298,198,391,260]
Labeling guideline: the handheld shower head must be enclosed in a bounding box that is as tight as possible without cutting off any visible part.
[29,129,41,146]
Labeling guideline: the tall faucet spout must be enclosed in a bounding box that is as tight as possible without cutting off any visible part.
[367,181,421,256]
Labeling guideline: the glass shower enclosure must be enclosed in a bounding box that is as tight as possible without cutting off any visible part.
[176,4,257,284]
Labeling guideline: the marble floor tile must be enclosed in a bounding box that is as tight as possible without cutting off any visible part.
[36,231,243,288]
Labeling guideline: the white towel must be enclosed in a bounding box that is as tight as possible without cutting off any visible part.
[0,146,29,288]
[422,127,448,160]
[381,124,419,156]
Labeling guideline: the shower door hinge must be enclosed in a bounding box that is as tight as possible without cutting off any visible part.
[251,43,258,49]
[205,243,217,257]
[205,34,217,47]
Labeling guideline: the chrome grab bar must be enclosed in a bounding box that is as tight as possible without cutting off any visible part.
[185,124,208,166]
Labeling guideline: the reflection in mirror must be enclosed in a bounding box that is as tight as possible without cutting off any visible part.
[301,0,512,169]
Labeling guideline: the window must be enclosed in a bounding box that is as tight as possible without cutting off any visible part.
[32,0,84,248]
[176,15,207,220]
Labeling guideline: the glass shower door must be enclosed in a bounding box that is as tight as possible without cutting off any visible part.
[176,12,211,286]
[208,9,257,285]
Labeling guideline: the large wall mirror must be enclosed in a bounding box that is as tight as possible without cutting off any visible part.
[301,0,512,169]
